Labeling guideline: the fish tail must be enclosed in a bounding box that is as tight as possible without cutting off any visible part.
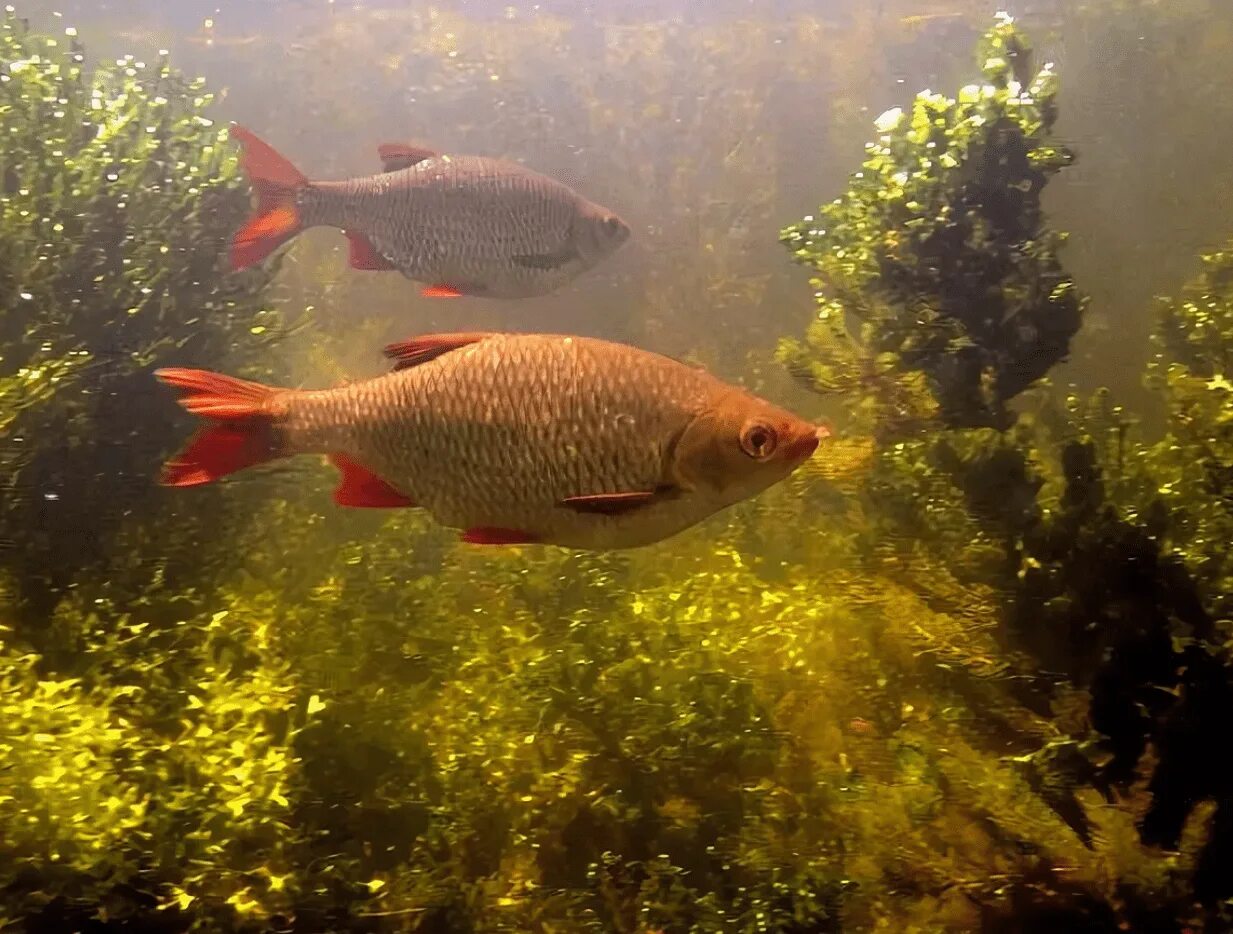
[229,125,309,270]
[155,367,290,486]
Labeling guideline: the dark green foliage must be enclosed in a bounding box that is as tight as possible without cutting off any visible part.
[837,371,1233,928]
[1148,242,1233,620]
[1007,434,1233,889]
[779,12,1085,431]
[0,9,286,626]
[777,13,1233,929]
[1139,239,1233,913]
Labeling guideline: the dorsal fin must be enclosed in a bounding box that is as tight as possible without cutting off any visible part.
[383,332,494,371]
[377,142,440,172]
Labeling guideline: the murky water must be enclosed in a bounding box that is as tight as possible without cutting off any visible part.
[2,1,1233,931]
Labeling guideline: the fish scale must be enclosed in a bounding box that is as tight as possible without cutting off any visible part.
[281,335,708,542]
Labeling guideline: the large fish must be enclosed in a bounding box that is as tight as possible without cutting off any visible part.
[155,332,825,550]
[228,126,631,299]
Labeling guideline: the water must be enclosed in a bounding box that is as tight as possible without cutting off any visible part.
[2,1,1232,931]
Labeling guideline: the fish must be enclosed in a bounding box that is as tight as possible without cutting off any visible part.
[899,12,965,28]
[228,126,631,299]
[154,332,827,550]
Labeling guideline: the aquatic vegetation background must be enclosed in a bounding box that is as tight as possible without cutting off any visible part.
[0,8,291,631]
[4,1,1233,931]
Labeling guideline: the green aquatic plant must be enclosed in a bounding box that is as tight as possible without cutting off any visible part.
[0,9,286,624]
[126,501,1213,932]
[780,12,1084,432]
[808,380,1233,928]
[775,12,1233,929]
[1134,241,1233,909]
[1148,241,1233,616]
[0,601,303,931]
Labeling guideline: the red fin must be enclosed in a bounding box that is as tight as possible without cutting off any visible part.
[155,367,280,420]
[154,367,286,487]
[377,142,439,172]
[422,285,464,298]
[561,491,663,516]
[461,527,539,545]
[229,125,308,270]
[345,230,397,271]
[328,453,416,508]
[383,333,492,371]
[160,424,279,487]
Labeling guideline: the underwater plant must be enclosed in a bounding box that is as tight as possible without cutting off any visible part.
[777,11,1233,930]
[0,8,286,627]
[1148,241,1233,618]
[1136,241,1233,908]
[0,605,303,931]
[779,12,1085,432]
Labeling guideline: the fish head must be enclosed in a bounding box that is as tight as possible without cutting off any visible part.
[572,202,631,264]
[671,389,827,505]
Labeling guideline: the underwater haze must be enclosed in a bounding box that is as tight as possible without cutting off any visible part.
[3,0,1233,931]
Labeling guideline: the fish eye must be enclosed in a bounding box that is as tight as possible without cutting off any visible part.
[603,216,622,232]
[740,423,777,459]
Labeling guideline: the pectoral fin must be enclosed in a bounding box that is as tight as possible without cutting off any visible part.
[560,490,668,516]
[512,246,580,271]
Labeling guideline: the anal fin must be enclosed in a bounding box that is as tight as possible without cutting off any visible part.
[422,284,464,298]
[461,527,539,545]
[329,453,416,508]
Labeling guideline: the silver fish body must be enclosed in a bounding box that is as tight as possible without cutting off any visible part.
[227,126,630,299]
[303,157,626,299]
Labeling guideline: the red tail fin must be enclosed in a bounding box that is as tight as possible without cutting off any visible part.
[229,125,308,270]
[155,368,287,487]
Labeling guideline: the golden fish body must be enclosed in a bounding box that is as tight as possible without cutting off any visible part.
[157,333,824,550]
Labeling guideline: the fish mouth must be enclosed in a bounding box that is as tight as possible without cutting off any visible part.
[787,427,824,461]
[789,426,828,463]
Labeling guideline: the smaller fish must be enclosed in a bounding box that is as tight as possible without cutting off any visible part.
[847,717,876,736]
[229,126,631,300]
[154,332,826,550]
[899,12,965,28]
